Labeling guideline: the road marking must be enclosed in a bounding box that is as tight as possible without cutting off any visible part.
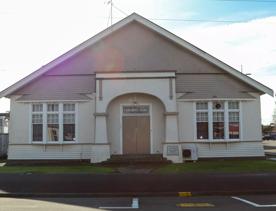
[232,196,276,208]
[177,203,214,207]
[99,197,139,209]
[179,192,192,197]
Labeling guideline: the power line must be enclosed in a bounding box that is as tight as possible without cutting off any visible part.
[113,4,128,16]
[149,18,244,23]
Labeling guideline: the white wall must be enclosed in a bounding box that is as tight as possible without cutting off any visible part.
[178,99,264,158]
[8,144,92,160]
[194,141,264,158]
[178,101,195,141]
[8,97,95,160]
[241,97,262,141]
[9,96,29,144]
[78,99,95,143]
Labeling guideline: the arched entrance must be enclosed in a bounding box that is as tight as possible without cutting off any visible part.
[91,71,183,163]
[107,93,165,155]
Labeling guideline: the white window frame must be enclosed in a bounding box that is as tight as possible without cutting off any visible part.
[194,100,241,142]
[195,102,209,141]
[30,103,43,143]
[29,102,78,144]
[228,101,241,141]
[46,103,60,143]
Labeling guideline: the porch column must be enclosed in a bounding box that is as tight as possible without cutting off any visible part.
[163,112,183,163]
[91,112,111,163]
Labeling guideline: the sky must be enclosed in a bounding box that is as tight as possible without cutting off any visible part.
[0,0,275,124]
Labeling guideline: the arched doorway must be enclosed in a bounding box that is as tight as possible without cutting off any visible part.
[106,93,165,155]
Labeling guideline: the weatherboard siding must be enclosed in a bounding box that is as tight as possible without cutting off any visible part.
[176,74,256,99]
[195,141,264,158]
[9,96,29,144]
[14,75,95,101]
[241,96,262,141]
[12,22,259,100]
[45,22,224,75]
[8,144,92,160]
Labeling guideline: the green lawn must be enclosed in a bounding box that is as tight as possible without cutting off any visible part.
[0,163,114,174]
[1,160,276,174]
[155,160,276,174]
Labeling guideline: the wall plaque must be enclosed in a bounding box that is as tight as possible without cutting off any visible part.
[167,145,179,156]
[123,105,149,115]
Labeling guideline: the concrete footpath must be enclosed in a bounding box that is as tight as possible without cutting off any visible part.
[0,172,276,197]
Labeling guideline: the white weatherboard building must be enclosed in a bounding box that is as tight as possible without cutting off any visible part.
[0,13,273,163]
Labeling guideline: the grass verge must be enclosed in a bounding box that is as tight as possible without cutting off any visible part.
[155,160,276,174]
[0,163,114,174]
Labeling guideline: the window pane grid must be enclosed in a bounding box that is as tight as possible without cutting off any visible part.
[196,112,208,122]
[229,112,239,122]
[47,114,59,124]
[228,101,239,110]
[63,104,75,112]
[32,114,42,124]
[196,102,208,110]
[32,104,43,112]
[32,124,42,142]
[32,103,76,143]
[47,104,59,112]
[63,114,75,124]
[47,124,59,141]
[213,112,224,122]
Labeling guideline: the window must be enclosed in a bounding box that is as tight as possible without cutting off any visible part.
[31,103,77,143]
[196,102,208,139]
[47,113,59,141]
[63,104,75,141]
[228,101,240,139]
[195,101,240,141]
[212,102,225,139]
[213,112,224,139]
[32,104,43,142]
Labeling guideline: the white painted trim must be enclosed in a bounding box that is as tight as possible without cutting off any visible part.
[96,72,175,79]
[239,101,243,141]
[58,103,63,143]
[28,104,32,144]
[120,103,152,154]
[177,98,256,102]
[16,99,90,103]
[193,102,197,141]
[195,100,243,142]
[42,103,47,144]
[208,102,213,141]
[29,102,78,145]
[0,13,273,98]
[75,103,79,143]
[224,101,229,140]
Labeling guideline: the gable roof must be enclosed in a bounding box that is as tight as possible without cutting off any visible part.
[0,13,273,97]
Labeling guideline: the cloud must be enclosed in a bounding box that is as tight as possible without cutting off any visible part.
[172,17,276,124]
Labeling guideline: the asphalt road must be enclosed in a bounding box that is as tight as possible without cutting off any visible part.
[0,172,276,196]
[1,195,276,210]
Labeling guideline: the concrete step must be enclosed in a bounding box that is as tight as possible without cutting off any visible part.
[102,154,172,164]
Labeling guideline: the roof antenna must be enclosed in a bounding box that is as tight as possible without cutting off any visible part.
[107,0,113,26]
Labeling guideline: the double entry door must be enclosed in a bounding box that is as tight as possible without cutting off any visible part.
[122,105,150,154]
